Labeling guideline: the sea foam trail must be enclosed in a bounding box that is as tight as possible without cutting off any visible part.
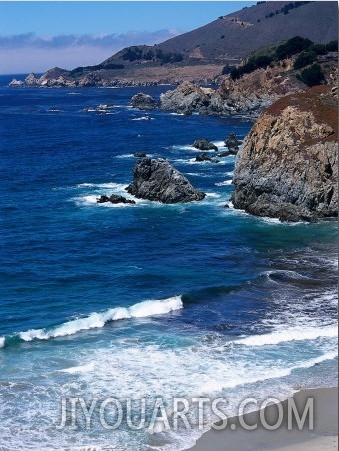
[234,324,338,347]
[18,296,183,342]
[0,337,4,348]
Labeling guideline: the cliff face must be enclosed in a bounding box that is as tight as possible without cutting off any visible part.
[231,86,338,221]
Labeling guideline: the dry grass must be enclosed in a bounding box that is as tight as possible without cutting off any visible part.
[266,86,338,143]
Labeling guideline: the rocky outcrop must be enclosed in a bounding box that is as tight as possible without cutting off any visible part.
[97,194,136,204]
[125,158,205,203]
[158,61,305,118]
[231,86,338,222]
[159,82,211,115]
[225,132,242,154]
[193,138,218,151]
[130,93,157,110]
[9,73,40,87]
[195,153,219,163]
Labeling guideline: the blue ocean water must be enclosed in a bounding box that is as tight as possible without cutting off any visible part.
[0,76,337,451]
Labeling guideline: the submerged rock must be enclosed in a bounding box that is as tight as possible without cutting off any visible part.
[232,86,338,222]
[134,152,147,158]
[97,194,136,204]
[195,153,219,163]
[126,158,205,203]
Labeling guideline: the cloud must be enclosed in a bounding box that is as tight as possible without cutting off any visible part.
[0,29,181,50]
[0,29,182,74]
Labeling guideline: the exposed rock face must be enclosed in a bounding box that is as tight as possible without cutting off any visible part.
[193,138,218,151]
[126,158,205,203]
[225,132,242,154]
[9,73,40,87]
[159,82,211,115]
[232,86,338,222]
[158,63,304,117]
[130,93,157,110]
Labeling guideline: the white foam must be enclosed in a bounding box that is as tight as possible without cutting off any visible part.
[60,363,95,374]
[115,154,135,159]
[299,350,338,368]
[75,194,101,206]
[260,217,282,224]
[213,140,227,147]
[0,337,5,348]
[198,366,293,394]
[76,182,95,188]
[132,116,153,121]
[89,182,127,190]
[205,192,221,199]
[18,296,183,342]
[215,180,232,186]
[234,324,338,347]
[128,297,182,318]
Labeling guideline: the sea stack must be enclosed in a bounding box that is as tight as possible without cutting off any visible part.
[126,158,206,203]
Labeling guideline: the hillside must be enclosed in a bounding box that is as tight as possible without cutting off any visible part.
[154,1,338,63]
[10,1,338,88]
[102,1,338,68]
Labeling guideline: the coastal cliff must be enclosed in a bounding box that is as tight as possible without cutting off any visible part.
[158,60,303,117]
[231,86,338,222]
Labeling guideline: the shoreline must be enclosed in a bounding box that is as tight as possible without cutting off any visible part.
[188,386,338,451]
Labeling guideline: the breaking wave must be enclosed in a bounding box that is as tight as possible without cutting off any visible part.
[2,297,183,347]
[234,324,338,347]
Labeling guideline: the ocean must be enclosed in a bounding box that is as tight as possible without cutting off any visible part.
[0,75,337,451]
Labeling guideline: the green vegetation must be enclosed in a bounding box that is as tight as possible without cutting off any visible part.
[276,36,312,59]
[292,41,338,70]
[297,63,325,87]
[293,50,317,69]
[121,47,143,61]
[229,36,337,83]
[120,47,183,64]
[325,40,338,52]
[155,50,183,64]
[69,63,124,77]
[230,54,273,79]
[264,1,310,19]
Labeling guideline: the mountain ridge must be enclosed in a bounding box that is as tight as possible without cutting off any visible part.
[9,1,338,88]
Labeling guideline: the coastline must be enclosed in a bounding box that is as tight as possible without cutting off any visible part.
[188,386,338,451]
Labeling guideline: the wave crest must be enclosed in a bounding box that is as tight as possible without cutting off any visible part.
[18,296,183,343]
[234,324,338,347]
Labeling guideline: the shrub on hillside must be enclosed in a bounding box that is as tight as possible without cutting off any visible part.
[297,63,325,87]
[276,36,313,59]
[230,54,273,80]
[325,40,338,52]
[293,50,317,69]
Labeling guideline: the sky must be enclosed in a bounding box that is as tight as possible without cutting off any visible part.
[0,1,255,74]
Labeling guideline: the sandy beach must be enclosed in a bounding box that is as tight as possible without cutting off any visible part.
[189,387,338,451]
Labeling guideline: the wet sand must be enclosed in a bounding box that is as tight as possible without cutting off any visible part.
[189,387,338,451]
